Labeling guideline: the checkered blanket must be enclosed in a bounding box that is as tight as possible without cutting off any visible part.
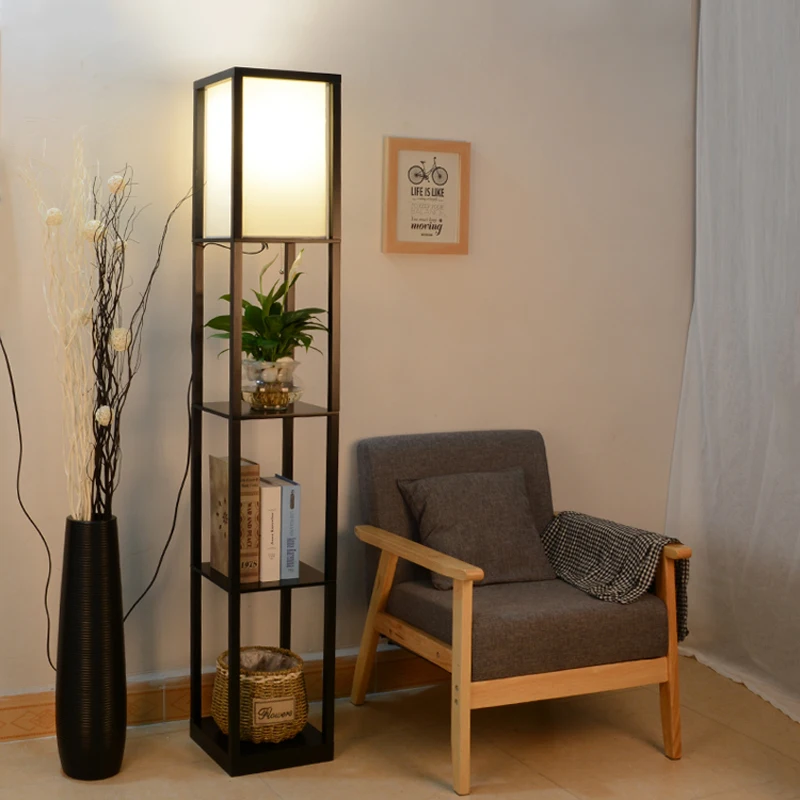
[541,511,689,641]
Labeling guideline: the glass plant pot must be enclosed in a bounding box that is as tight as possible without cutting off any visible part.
[242,357,303,412]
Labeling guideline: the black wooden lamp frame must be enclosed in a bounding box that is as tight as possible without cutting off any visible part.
[189,67,341,776]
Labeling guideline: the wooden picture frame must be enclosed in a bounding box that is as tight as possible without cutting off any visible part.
[382,137,471,255]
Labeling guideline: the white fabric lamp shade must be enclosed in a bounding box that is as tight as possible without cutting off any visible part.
[202,75,331,239]
[204,78,233,238]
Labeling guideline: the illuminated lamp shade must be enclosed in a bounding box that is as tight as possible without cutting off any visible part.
[199,70,332,239]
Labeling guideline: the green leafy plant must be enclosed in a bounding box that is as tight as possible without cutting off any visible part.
[205,250,327,362]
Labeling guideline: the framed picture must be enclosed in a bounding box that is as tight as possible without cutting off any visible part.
[382,136,471,255]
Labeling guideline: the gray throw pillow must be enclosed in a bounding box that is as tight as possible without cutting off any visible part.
[397,468,556,590]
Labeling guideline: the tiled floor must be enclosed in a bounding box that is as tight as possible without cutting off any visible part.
[1,657,798,799]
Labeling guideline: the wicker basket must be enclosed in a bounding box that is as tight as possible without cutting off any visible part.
[211,646,308,744]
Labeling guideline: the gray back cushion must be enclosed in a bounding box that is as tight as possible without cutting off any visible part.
[357,430,555,589]
[398,468,556,590]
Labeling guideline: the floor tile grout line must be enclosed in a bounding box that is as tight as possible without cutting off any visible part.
[478,692,798,800]
[688,773,798,800]
[679,658,800,724]
[259,773,290,800]
[678,658,800,762]
[680,700,800,767]
[3,673,797,799]
[486,737,583,799]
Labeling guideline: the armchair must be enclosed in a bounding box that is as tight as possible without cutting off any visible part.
[350,431,691,795]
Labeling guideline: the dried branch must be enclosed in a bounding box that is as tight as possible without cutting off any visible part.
[21,138,94,520]
[87,171,191,518]
[24,146,190,521]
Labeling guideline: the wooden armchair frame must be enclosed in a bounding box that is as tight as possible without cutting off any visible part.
[350,523,692,795]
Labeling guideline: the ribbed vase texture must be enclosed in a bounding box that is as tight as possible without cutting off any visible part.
[56,516,127,780]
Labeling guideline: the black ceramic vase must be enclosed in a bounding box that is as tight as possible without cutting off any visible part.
[56,516,127,780]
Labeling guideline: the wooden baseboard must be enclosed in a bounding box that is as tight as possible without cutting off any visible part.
[0,648,448,743]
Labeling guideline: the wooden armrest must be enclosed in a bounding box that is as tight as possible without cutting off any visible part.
[664,543,692,560]
[355,524,484,582]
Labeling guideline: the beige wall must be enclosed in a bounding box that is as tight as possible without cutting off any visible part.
[0,0,695,694]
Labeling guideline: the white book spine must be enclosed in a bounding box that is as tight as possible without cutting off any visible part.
[259,480,282,583]
[278,477,301,580]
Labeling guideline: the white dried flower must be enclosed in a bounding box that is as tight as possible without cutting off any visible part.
[107,174,126,194]
[45,208,63,226]
[110,328,131,352]
[71,308,92,327]
[95,406,113,427]
[83,220,105,242]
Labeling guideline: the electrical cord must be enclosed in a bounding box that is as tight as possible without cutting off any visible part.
[0,332,56,672]
[203,242,269,256]
[123,374,192,622]
[2,326,193,660]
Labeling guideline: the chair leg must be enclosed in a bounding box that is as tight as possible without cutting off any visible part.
[660,671,681,759]
[451,580,473,795]
[656,555,682,759]
[350,550,398,706]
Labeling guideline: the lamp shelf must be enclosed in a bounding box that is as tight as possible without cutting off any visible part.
[194,237,341,245]
[195,561,328,594]
[197,401,337,421]
[194,65,341,90]
[190,717,331,777]
[190,66,341,778]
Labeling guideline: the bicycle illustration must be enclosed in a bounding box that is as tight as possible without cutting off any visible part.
[408,156,448,186]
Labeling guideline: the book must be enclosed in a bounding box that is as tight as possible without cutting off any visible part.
[259,477,283,583]
[209,456,260,583]
[272,475,301,580]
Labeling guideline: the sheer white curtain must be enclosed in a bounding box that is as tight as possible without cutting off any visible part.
[666,0,800,721]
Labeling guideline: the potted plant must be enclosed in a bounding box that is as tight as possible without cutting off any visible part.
[205,251,327,411]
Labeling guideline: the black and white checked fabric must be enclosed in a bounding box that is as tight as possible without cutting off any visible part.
[541,511,689,641]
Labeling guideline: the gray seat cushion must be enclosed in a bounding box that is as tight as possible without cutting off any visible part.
[386,578,668,681]
[398,468,555,590]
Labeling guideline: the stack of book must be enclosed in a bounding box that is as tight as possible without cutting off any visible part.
[209,456,301,584]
